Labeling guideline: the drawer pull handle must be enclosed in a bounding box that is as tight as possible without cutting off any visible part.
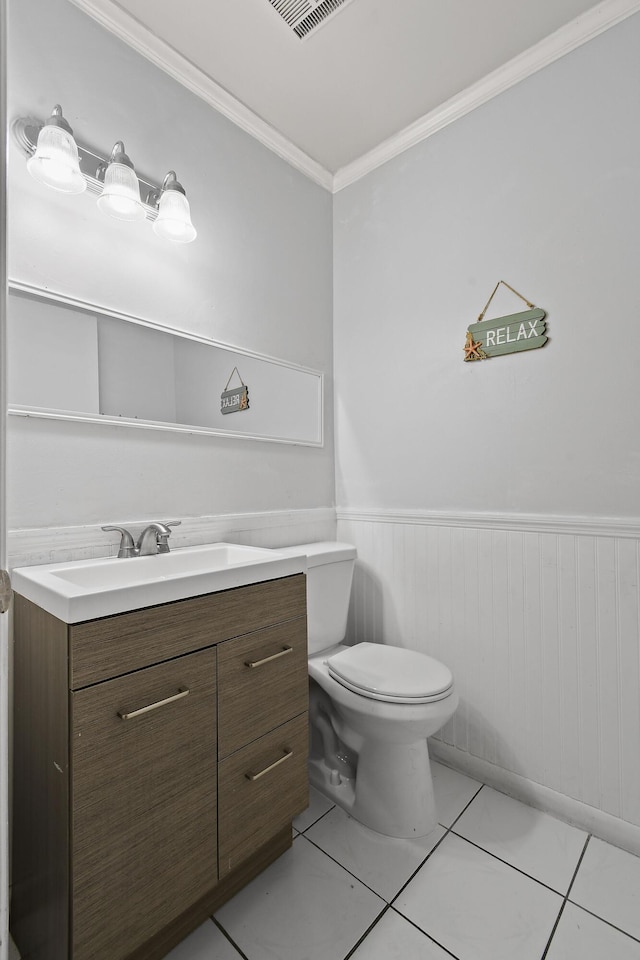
[245,749,293,781]
[245,645,293,669]
[118,687,190,720]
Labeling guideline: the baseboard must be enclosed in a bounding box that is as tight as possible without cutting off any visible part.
[430,740,640,857]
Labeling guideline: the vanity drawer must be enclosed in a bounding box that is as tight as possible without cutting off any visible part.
[217,616,308,758]
[69,573,306,688]
[218,713,308,878]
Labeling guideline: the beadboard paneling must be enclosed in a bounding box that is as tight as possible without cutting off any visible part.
[337,512,640,830]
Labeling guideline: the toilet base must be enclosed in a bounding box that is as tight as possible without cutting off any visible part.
[309,756,356,813]
[308,737,439,839]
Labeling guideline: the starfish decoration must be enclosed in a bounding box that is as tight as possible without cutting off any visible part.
[464,331,488,361]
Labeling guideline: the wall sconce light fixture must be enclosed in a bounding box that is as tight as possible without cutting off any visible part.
[96,141,145,222]
[149,171,197,244]
[14,104,197,242]
[25,104,87,195]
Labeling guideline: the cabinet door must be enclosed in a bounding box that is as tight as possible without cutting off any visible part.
[218,713,308,878]
[71,647,217,960]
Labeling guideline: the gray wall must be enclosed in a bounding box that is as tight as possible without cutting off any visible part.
[334,14,640,519]
[7,0,334,529]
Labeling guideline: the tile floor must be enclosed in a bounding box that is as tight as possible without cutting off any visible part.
[10,761,640,960]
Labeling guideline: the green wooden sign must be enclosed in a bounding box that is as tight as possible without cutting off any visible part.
[464,307,547,361]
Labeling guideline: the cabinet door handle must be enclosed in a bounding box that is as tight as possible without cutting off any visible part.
[244,645,293,669]
[118,687,190,720]
[245,749,293,781]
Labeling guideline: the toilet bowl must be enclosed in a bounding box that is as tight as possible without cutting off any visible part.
[280,542,458,838]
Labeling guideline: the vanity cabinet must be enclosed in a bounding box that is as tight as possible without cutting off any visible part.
[11,574,308,960]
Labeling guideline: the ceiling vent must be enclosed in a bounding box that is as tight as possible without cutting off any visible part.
[267,0,356,39]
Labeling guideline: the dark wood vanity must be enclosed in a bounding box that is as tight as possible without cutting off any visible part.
[11,573,309,960]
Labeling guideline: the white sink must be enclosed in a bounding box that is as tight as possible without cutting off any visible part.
[11,542,307,623]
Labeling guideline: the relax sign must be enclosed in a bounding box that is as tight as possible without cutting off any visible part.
[464,307,547,361]
[221,384,249,414]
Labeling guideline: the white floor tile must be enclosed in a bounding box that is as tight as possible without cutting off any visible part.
[395,832,563,960]
[570,837,640,940]
[164,920,243,959]
[215,835,385,960]
[306,805,447,901]
[293,785,335,832]
[431,760,482,827]
[350,908,456,959]
[545,902,640,960]
[453,785,587,892]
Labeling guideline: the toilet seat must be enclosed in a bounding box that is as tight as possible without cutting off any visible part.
[326,642,453,704]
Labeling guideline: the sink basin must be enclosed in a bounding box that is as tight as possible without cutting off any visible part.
[52,543,279,589]
[11,542,307,623]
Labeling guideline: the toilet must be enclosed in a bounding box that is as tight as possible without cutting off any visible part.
[281,541,458,839]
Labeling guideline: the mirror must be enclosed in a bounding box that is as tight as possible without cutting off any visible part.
[7,283,323,446]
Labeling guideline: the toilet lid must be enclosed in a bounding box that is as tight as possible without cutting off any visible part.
[326,642,453,704]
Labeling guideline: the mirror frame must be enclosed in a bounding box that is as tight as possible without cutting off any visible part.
[7,280,324,447]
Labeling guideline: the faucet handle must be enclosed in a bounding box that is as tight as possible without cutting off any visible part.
[157,520,181,554]
[102,525,136,559]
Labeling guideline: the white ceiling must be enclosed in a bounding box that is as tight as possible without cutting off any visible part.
[73,0,636,185]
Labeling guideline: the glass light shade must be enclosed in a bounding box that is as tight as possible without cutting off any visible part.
[97,160,145,222]
[26,124,86,195]
[153,189,197,243]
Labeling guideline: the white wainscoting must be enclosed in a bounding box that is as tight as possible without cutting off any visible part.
[337,509,640,852]
[8,507,336,569]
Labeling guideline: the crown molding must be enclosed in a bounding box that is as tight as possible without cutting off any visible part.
[69,0,640,195]
[67,0,334,191]
[332,0,640,191]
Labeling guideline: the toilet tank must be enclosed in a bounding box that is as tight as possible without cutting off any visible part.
[279,542,356,654]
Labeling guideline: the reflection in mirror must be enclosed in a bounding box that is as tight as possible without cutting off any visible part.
[7,284,323,446]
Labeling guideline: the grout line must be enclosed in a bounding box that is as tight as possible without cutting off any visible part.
[447,829,573,898]
[341,904,390,960]
[294,801,336,834]
[387,907,463,959]
[540,834,591,959]
[389,826,454,906]
[563,900,640,946]
[388,785,486,907]
[539,899,568,960]
[445,783,485,830]
[211,916,250,960]
[565,834,591,900]
[301,833,391,903]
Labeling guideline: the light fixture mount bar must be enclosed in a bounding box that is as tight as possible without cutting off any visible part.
[13,117,160,220]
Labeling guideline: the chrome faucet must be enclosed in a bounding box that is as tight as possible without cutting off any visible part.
[102,521,181,558]
[137,521,180,556]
